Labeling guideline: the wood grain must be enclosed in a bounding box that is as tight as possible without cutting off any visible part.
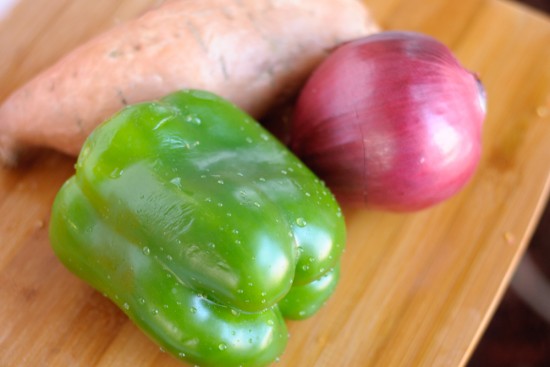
[0,0,549,366]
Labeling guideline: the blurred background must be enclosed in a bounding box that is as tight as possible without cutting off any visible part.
[467,2,550,366]
[469,201,550,366]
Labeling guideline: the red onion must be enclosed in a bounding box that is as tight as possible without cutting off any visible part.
[289,31,486,211]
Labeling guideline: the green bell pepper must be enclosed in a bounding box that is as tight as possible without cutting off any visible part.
[49,90,346,367]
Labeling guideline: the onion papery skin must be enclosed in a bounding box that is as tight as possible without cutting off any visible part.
[289,31,486,211]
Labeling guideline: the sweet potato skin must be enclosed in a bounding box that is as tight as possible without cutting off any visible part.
[0,0,378,165]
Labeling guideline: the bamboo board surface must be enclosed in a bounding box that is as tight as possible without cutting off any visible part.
[1,0,550,366]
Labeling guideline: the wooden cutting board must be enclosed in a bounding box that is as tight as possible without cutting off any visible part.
[1,0,549,366]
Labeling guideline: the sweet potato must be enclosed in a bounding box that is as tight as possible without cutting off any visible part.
[0,0,378,165]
